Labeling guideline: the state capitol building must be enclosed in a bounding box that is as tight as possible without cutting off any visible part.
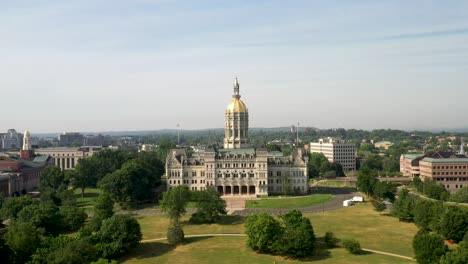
[165,79,309,196]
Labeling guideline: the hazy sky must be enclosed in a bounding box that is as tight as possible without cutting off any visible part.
[2,0,468,133]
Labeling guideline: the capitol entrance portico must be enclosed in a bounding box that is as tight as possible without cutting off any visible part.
[217,185,257,196]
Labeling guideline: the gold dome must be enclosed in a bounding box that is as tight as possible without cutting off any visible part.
[226,98,248,113]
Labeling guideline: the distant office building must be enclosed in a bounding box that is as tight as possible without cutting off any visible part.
[400,151,468,193]
[58,132,84,146]
[310,138,356,171]
[138,144,158,152]
[33,146,104,170]
[84,134,107,146]
[1,129,22,150]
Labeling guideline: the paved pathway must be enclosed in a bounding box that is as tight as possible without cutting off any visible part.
[140,233,414,261]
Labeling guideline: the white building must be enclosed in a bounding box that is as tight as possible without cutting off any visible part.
[310,137,356,171]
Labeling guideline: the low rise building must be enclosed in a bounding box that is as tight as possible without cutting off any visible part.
[309,137,356,171]
[400,151,468,193]
[32,146,104,170]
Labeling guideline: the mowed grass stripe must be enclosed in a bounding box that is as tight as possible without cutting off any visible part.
[246,194,332,209]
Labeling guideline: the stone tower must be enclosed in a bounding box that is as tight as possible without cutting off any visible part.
[23,130,31,151]
[224,78,250,149]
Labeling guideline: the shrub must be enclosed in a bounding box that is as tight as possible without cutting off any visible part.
[342,239,361,254]
[167,219,184,245]
[324,231,339,248]
[372,199,386,212]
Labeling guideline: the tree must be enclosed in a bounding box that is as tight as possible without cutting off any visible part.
[96,215,142,258]
[39,166,65,191]
[167,218,184,245]
[391,189,416,221]
[323,170,337,179]
[5,221,43,263]
[136,151,165,187]
[413,200,443,231]
[190,188,227,224]
[46,239,97,264]
[99,159,156,207]
[161,185,191,219]
[413,230,448,264]
[275,210,315,257]
[161,186,191,245]
[373,181,396,202]
[436,206,468,242]
[59,206,87,232]
[342,239,361,254]
[422,179,450,201]
[450,187,468,203]
[372,199,386,212]
[89,193,114,231]
[0,195,34,220]
[382,157,400,172]
[440,241,468,264]
[245,213,282,253]
[92,149,133,181]
[360,154,383,171]
[17,202,64,236]
[356,168,377,196]
[73,158,99,198]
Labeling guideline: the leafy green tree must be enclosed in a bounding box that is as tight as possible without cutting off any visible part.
[73,158,99,198]
[323,170,337,179]
[91,258,119,264]
[136,151,165,186]
[99,159,156,206]
[96,215,142,258]
[92,149,133,181]
[360,154,383,171]
[245,213,282,253]
[373,181,396,202]
[422,179,450,201]
[413,230,448,264]
[39,166,65,191]
[440,241,468,264]
[5,221,43,263]
[436,206,468,242]
[0,195,33,220]
[382,157,400,172]
[391,189,416,221]
[266,143,281,152]
[89,193,114,231]
[167,218,184,245]
[275,210,315,257]
[450,187,468,203]
[372,199,386,212]
[45,239,97,264]
[342,239,361,254]
[17,202,63,236]
[59,206,87,232]
[356,168,378,196]
[413,200,443,231]
[157,140,177,161]
[161,185,191,219]
[190,188,227,224]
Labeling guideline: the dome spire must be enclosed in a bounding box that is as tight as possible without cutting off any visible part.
[233,77,240,99]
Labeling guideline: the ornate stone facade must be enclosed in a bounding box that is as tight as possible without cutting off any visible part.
[165,79,309,196]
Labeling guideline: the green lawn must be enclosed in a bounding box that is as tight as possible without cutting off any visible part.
[246,194,333,209]
[74,188,102,209]
[129,202,418,263]
[136,215,245,240]
[307,203,418,257]
[123,236,413,264]
[318,181,354,188]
